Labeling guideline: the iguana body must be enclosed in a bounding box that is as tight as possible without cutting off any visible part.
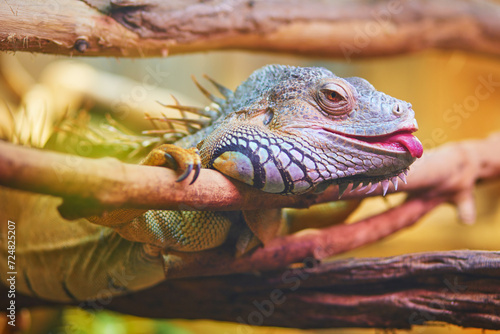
[0,65,422,301]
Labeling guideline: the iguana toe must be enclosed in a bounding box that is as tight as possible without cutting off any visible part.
[176,162,193,182]
[141,144,201,185]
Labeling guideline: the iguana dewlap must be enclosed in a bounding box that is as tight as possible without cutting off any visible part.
[0,65,422,301]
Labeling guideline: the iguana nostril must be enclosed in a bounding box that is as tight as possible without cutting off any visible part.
[392,103,404,115]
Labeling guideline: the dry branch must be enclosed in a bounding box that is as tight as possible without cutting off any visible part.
[103,250,500,329]
[1,0,500,58]
[3,250,499,329]
[0,133,499,219]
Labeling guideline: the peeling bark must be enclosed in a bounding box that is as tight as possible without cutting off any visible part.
[1,0,500,58]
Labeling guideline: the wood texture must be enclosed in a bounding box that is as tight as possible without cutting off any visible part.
[1,0,500,58]
[0,133,499,219]
[2,250,499,329]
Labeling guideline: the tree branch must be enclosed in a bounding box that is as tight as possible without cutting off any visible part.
[106,250,500,329]
[0,133,499,219]
[1,0,500,58]
[4,250,499,329]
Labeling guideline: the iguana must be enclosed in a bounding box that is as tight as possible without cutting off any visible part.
[0,65,422,302]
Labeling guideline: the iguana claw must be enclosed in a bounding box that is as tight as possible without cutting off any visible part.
[191,163,201,185]
[176,163,193,183]
[176,160,201,184]
[141,144,201,185]
[162,153,179,170]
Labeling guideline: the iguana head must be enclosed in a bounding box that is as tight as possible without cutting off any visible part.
[198,65,422,195]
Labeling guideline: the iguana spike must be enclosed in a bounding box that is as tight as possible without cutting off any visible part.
[170,95,188,120]
[365,183,378,194]
[146,113,201,134]
[171,95,182,107]
[161,117,210,127]
[398,172,407,184]
[161,112,177,132]
[192,75,225,106]
[350,180,362,192]
[168,116,204,134]
[142,129,190,136]
[105,113,136,135]
[337,183,349,199]
[381,179,390,196]
[203,74,234,100]
[146,114,210,128]
[358,182,371,192]
[390,176,398,191]
[145,112,170,133]
[157,102,216,119]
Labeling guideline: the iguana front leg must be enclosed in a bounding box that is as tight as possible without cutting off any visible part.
[87,144,233,253]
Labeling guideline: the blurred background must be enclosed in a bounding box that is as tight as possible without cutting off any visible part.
[0,49,499,333]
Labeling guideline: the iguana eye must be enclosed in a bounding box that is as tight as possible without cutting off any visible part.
[316,82,354,115]
[324,90,344,103]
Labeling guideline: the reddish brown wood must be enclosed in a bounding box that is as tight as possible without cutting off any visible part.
[2,250,499,329]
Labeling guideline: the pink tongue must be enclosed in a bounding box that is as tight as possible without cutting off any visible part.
[390,133,423,158]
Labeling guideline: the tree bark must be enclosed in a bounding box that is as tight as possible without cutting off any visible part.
[1,0,500,59]
[3,250,499,329]
[0,133,499,220]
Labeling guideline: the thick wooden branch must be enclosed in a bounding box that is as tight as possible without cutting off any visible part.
[1,0,500,58]
[0,133,499,219]
[106,250,500,329]
[3,250,499,329]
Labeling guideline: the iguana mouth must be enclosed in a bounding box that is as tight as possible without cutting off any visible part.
[351,131,423,158]
[323,127,423,158]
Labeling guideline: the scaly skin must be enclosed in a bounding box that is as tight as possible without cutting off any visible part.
[199,65,422,195]
[0,65,422,301]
